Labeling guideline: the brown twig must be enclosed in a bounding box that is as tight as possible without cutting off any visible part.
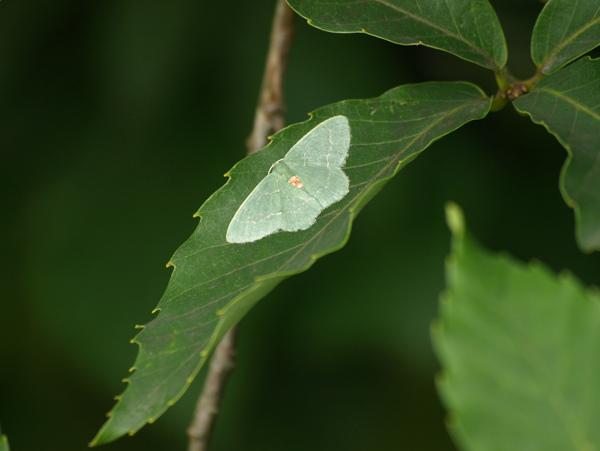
[187,326,238,451]
[247,0,295,155]
[187,2,295,450]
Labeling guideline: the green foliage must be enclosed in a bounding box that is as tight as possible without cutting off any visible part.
[287,0,507,70]
[531,0,600,74]
[88,0,600,447]
[92,82,491,445]
[514,57,600,252]
[433,203,600,451]
[0,426,9,451]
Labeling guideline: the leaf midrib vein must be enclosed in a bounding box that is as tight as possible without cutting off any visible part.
[275,99,487,271]
[126,99,488,427]
[318,0,490,61]
[375,0,484,57]
[165,101,489,312]
[496,278,592,449]
[537,87,600,122]
[542,8,600,69]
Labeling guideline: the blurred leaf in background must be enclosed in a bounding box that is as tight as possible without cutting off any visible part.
[435,204,600,450]
[1,0,599,450]
[0,425,9,451]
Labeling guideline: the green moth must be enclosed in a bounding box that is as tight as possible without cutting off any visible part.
[226,115,351,243]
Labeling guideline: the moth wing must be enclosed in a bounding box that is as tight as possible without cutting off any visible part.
[291,165,349,209]
[226,173,284,243]
[284,116,350,169]
[278,178,323,232]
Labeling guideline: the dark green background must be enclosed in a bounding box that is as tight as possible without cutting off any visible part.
[1,1,599,450]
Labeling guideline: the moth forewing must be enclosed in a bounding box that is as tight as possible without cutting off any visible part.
[226,115,351,243]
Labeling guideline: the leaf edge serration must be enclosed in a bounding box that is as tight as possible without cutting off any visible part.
[91,82,492,446]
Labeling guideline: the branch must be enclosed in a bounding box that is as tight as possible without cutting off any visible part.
[247,0,295,155]
[187,2,295,450]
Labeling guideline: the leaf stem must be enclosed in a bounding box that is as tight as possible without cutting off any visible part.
[187,1,295,450]
[490,67,544,111]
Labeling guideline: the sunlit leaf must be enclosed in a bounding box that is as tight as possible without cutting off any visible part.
[433,203,600,451]
[287,0,507,70]
[91,82,491,445]
[531,0,600,74]
[514,57,600,252]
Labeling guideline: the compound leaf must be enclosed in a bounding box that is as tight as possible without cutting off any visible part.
[433,203,600,451]
[514,57,600,252]
[287,0,507,70]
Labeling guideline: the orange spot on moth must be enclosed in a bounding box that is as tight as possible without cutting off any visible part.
[288,175,303,188]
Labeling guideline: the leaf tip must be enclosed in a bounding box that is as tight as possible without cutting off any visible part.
[444,202,465,236]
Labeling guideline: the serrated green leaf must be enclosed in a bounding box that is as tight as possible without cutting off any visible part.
[513,57,600,253]
[91,82,491,446]
[287,0,507,70]
[531,0,600,74]
[433,203,600,451]
[0,426,9,451]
